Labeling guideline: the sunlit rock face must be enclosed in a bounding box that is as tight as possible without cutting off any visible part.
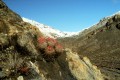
[65,49,103,80]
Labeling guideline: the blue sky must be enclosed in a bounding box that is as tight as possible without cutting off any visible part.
[3,0,120,32]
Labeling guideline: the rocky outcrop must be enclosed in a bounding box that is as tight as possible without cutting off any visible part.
[0,0,22,22]
[65,49,103,80]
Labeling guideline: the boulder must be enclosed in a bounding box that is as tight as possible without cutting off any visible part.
[65,49,103,80]
[17,76,24,80]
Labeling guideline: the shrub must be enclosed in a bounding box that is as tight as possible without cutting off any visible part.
[38,37,46,44]
[38,37,47,49]
[55,43,63,53]
[46,37,57,47]
[38,36,63,61]
[45,46,55,55]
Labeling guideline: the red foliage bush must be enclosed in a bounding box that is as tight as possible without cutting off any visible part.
[55,43,63,53]
[46,37,57,47]
[38,37,47,49]
[46,37,57,43]
[38,37,46,44]
[38,36,63,59]
[45,46,55,55]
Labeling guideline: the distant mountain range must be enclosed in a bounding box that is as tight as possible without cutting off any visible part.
[22,17,79,38]
[22,11,120,39]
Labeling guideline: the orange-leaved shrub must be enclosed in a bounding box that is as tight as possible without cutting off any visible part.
[38,37,47,49]
[55,43,63,53]
[45,46,55,55]
[38,37,63,60]
[46,37,57,47]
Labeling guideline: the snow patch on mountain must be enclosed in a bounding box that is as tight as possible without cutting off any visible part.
[22,17,79,38]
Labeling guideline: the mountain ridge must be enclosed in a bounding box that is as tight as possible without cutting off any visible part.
[22,11,120,39]
[22,17,79,38]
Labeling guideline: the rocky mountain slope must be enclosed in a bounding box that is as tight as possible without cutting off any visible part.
[0,0,104,80]
[59,12,120,80]
[22,17,79,38]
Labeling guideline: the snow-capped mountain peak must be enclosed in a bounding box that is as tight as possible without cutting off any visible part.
[22,17,79,38]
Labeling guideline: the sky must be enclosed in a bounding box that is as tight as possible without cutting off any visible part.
[3,0,120,32]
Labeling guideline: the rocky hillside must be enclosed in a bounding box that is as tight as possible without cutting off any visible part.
[0,0,104,80]
[59,12,120,80]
